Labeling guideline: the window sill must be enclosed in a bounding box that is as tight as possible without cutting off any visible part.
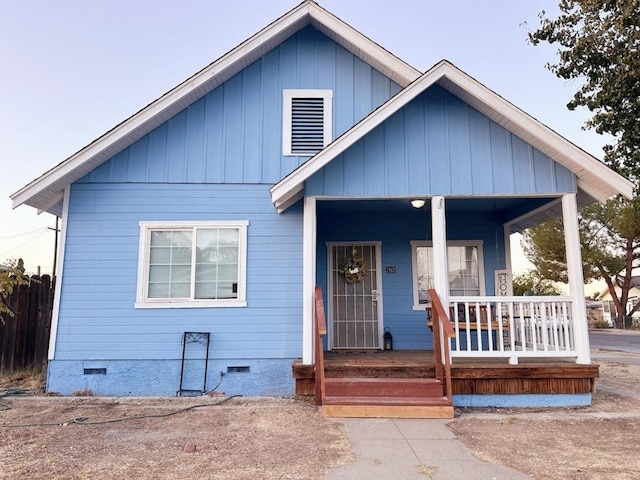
[135,300,247,309]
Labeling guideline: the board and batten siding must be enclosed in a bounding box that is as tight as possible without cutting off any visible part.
[54,183,303,361]
[316,203,506,351]
[306,85,578,198]
[76,26,401,188]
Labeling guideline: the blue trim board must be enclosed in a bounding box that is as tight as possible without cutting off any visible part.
[453,394,592,408]
[46,359,295,397]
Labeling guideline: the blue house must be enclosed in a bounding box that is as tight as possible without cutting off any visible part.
[11,1,633,415]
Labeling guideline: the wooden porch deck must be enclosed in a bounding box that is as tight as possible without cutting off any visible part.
[292,350,599,397]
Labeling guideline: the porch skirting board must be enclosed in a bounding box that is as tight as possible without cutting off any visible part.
[46,359,296,397]
[453,393,592,408]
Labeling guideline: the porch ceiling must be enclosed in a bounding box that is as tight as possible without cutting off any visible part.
[316,197,558,229]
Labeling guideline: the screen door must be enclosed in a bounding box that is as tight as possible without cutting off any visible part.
[329,243,381,349]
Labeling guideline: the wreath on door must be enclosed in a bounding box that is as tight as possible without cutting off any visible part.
[340,248,367,284]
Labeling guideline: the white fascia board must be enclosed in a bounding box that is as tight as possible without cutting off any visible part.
[271,61,449,207]
[275,190,304,213]
[437,67,634,201]
[307,5,420,86]
[11,4,314,210]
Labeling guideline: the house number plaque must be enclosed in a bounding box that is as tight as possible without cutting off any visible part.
[385,267,396,274]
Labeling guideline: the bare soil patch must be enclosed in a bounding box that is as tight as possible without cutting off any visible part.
[0,395,352,480]
[449,356,640,480]
[3,354,640,479]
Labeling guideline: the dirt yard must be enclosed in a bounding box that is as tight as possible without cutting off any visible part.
[449,355,640,480]
[2,353,640,480]
[0,394,352,480]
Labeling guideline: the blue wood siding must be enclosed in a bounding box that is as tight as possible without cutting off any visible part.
[75,26,401,187]
[306,85,578,197]
[55,183,303,361]
[316,201,506,350]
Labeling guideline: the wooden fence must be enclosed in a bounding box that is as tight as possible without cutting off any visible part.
[0,275,55,373]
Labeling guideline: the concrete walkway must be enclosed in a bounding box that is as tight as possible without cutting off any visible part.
[327,418,532,480]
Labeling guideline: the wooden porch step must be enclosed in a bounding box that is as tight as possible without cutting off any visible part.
[324,395,450,406]
[323,395,453,418]
[325,365,436,379]
[322,399,454,419]
[324,377,444,397]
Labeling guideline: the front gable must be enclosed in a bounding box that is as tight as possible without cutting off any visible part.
[75,26,402,188]
[305,84,576,198]
[271,61,632,212]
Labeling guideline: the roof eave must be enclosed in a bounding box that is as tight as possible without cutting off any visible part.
[12,0,421,214]
[270,61,449,208]
[271,60,633,211]
[435,69,634,201]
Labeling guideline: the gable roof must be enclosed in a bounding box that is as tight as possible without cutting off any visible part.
[10,0,421,216]
[270,60,634,212]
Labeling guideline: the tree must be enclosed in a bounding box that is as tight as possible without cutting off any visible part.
[522,197,640,328]
[528,2,640,327]
[529,0,640,178]
[512,271,563,296]
[0,258,29,323]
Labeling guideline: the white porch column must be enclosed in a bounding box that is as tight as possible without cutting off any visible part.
[562,193,591,364]
[504,223,513,273]
[431,196,449,307]
[302,196,317,364]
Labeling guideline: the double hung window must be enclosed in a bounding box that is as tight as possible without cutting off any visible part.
[136,221,248,308]
[411,240,485,309]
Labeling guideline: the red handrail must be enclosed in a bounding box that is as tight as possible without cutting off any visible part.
[428,289,455,401]
[314,286,327,406]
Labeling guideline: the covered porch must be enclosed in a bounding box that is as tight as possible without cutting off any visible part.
[291,193,597,415]
[301,193,591,365]
[267,60,634,415]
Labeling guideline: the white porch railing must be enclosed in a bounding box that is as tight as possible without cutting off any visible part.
[446,296,578,364]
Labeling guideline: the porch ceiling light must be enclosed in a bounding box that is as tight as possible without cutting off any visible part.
[410,199,426,209]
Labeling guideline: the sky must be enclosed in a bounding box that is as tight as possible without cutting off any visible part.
[0,0,612,291]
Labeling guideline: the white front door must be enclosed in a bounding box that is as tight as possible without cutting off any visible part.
[328,243,383,349]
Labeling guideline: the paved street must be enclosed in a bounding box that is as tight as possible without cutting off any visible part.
[590,329,640,366]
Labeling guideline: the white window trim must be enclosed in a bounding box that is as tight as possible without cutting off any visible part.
[282,89,333,156]
[135,220,248,309]
[410,240,485,311]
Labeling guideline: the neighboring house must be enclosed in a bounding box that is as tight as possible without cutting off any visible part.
[11,1,633,409]
[597,276,640,326]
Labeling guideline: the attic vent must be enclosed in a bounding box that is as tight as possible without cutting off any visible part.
[291,98,325,154]
[283,89,333,156]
